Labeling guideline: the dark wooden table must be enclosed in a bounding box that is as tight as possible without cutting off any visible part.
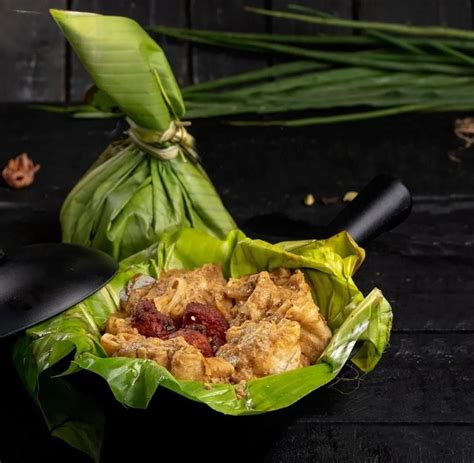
[1,105,473,462]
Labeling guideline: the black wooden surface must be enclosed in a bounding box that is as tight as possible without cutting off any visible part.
[272,0,353,34]
[357,0,473,28]
[1,0,67,102]
[2,1,474,102]
[1,105,474,462]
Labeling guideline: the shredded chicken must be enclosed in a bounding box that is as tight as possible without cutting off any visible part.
[101,264,332,383]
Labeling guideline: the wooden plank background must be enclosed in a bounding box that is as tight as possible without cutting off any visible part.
[1,0,474,102]
[2,105,474,462]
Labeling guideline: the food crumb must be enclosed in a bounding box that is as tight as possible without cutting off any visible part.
[343,191,358,202]
[303,193,315,206]
[454,117,474,148]
[203,382,212,390]
[448,150,463,163]
[235,381,248,399]
[1,153,40,189]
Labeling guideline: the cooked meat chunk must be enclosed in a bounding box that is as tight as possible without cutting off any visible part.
[101,332,234,382]
[268,267,293,286]
[167,329,213,357]
[131,299,176,338]
[225,273,258,303]
[227,272,278,324]
[182,302,229,352]
[270,271,332,363]
[120,274,156,313]
[141,264,232,322]
[226,269,331,364]
[170,347,207,380]
[276,296,332,364]
[203,357,236,381]
[171,348,234,382]
[105,312,137,335]
[217,319,302,382]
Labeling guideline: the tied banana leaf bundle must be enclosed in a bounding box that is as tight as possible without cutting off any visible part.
[53,10,236,260]
[14,228,392,461]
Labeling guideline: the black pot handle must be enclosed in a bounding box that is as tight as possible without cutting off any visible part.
[327,174,412,246]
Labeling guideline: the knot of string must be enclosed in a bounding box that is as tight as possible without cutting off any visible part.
[126,117,198,161]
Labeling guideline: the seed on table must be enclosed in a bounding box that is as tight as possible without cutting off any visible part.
[304,193,315,206]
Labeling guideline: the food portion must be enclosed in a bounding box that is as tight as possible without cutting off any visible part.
[101,264,332,383]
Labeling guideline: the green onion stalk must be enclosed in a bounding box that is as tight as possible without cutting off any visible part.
[150,5,474,126]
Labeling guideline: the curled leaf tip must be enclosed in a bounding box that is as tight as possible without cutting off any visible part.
[49,8,63,20]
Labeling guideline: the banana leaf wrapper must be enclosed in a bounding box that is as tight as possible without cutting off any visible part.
[52,10,236,260]
[13,228,392,461]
